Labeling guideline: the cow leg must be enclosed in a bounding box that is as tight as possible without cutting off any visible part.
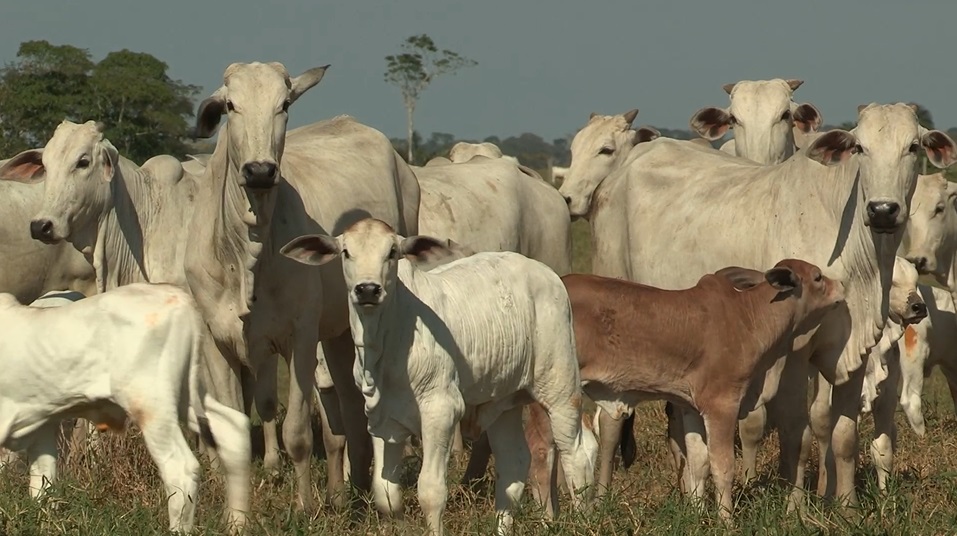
[809,371,835,497]
[201,396,252,534]
[941,364,957,417]
[26,422,59,499]
[899,336,929,435]
[137,408,201,532]
[371,435,406,524]
[871,352,900,493]
[254,356,282,474]
[596,407,624,496]
[315,385,347,509]
[766,354,810,512]
[487,406,531,535]
[284,333,319,513]
[737,405,766,485]
[702,403,738,522]
[461,432,491,490]
[525,401,558,519]
[201,334,245,470]
[418,406,458,536]
[323,332,373,494]
[451,422,465,456]
[829,364,866,508]
[674,407,710,506]
[665,402,688,493]
[545,396,597,512]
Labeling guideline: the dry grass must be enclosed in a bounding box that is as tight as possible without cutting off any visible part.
[3,220,957,535]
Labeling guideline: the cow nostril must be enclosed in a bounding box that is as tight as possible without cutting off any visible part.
[30,219,54,240]
[563,196,572,205]
[914,257,928,271]
[912,302,927,316]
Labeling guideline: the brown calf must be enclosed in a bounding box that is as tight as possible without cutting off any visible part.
[526,258,845,520]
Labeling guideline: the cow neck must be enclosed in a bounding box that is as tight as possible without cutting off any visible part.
[209,126,278,319]
[795,156,901,383]
[735,284,802,357]
[92,158,157,293]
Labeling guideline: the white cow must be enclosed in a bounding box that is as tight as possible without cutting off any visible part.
[559,103,957,509]
[280,218,597,536]
[187,61,421,511]
[689,79,823,165]
[448,141,520,165]
[0,284,250,533]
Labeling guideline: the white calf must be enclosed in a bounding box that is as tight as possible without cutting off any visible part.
[281,218,597,536]
[0,284,250,533]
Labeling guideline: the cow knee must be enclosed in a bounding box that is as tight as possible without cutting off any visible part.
[831,417,858,460]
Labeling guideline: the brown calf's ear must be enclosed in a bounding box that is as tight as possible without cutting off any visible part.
[792,103,822,134]
[0,149,45,183]
[921,130,957,169]
[764,266,799,292]
[280,234,341,266]
[689,107,733,140]
[805,130,859,166]
[634,126,660,144]
[714,266,766,290]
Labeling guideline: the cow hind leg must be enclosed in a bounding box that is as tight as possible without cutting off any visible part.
[138,411,201,533]
[487,406,531,535]
[871,355,900,493]
[461,432,492,491]
[201,396,252,534]
[737,405,766,485]
[665,402,688,494]
[524,401,558,519]
[596,408,624,496]
[255,356,282,474]
[315,386,347,509]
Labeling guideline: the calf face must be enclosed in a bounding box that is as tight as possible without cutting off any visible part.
[888,257,927,326]
[279,218,457,309]
[901,173,957,278]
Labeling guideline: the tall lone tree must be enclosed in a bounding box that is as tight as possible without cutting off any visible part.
[384,34,476,164]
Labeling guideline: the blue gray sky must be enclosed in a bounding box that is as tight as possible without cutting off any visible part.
[2,1,955,142]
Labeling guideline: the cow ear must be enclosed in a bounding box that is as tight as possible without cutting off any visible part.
[921,130,957,169]
[0,149,45,183]
[715,266,766,290]
[621,108,639,127]
[785,79,804,91]
[399,235,454,264]
[689,107,733,140]
[634,126,660,144]
[194,87,228,139]
[722,82,737,95]
[793,103,822,134]
[765,267,799,292]
[99,139,119,183]
[806,130,859,166]
[289,64,330,105]
[280,234,341,266]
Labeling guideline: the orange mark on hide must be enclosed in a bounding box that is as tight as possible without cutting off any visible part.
[904,325,918,356]
[570,394,583,411]
[164,294,180,306]
[128,402,151,429]
[94,415,127,433]
[144,312,159,327]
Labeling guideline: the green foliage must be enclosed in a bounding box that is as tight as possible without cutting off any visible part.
[384,34,477,163]
[0,40,199,164]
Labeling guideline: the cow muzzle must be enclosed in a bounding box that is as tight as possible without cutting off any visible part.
[865,201,902,233]
[241,160,279,190]
[904,296,928,325]
[30,219,59,244]
[353,282,384,307]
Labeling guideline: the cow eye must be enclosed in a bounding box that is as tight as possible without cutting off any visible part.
[909,142,920,154]
[282,99,291,113]
[388,246,397,259]
[342,248,351,260]
[226,100,236,113]
[598,146,614,156]
[729,115,738,125]
[935,204,946,215]
[781,110,791,121]
[76,157,90,169]
[814,272,822,283]
[853,144,864,154]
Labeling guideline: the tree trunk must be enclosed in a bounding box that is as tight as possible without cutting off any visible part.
[406,100,415,165]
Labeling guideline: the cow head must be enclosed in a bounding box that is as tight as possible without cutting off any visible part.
[768,259,846,328]
[194,62,328,190]
[0,121,116,245]
[805,103,957,234]
[690,79,822,165]
[901,174,957,280]
[279,218,465,310]
[887,256,927,326]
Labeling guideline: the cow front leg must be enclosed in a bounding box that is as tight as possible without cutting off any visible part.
[254,355,282,474]
[201,332,244,470]
[371,435,405,523]
[487,406,531,535]
[323,332,372,494]
[418,407,458,536]
[702,402,739,523]
[766,353,810,513]
[26,422,59,499]
[315,384,347,509]
[596,407,624,496]
[284,333,319,513]
[461,432,491,491]
[871,351,900,492]
[524,401,558,519]
[809,370,835,497]
[829,364,866,508]
[665,402,688,493]
[737,405,766,485]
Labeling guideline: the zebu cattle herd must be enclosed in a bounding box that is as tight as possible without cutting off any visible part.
[0,64,955,535]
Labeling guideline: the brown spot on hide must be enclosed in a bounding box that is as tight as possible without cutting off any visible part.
[904,325,918,355]
[128,403,151,429]
[144,312,159,327]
